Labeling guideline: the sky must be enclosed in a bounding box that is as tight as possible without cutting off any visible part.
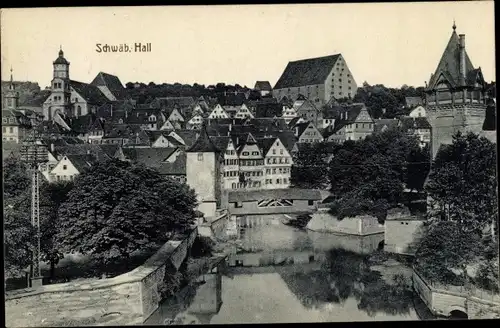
[0,2,496,90]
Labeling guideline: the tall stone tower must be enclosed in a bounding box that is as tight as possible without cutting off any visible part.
[424,22,488,157]
[3,67,19,110]
[186,122,223,218]
[44,47,72,120]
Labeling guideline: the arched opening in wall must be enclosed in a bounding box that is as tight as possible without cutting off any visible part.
[449,310,468,320]
[377,240,385,251]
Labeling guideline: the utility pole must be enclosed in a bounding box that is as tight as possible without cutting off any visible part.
[20,113,48,288]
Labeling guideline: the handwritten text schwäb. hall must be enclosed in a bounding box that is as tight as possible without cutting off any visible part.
[96,43,152,53]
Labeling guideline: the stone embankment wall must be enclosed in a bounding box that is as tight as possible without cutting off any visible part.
[5,229,198,327]
[412,269,500,319]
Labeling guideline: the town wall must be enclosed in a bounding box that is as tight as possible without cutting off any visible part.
[5,229,198,327]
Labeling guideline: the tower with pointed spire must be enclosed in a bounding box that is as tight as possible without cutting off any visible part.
[3,67,19,109]
[186,121,223,218]
[424,22,488,157]
[43,46,72,121]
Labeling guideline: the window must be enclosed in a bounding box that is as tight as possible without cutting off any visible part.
[338,79,342,82]
[308,200,314,206]
[2,127,5,133]
[355,124,358,129]
[242,152,249,156]
[63,165,67,170]
[9,127,13,133]
[276,179,280,184]
[235,201,243,208]
[280,149,283,155]
[272,149,276,155]
[197,153,203,161]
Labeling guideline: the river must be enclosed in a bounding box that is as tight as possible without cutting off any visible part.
[145,222,420,324]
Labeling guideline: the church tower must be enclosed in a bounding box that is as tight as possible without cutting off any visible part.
[186,122,223,218]
[45,46,72,120]
[3,67,19,110]
[424,22,488,157]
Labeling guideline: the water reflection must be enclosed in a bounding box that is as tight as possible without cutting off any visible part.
[147,222,418,324]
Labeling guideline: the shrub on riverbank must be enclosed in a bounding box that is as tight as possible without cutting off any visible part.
[190,236,215,258]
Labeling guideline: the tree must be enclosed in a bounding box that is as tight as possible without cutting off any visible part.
[3,157,30,199]
[291,142,335,189]
[415,221,482,284]
[329,129,424,220]
[405,144,431,192]
[425,132,497,234]
[3,158,33,279]
[55,159,197,268]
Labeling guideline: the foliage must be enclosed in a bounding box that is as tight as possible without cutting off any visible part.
[414,221,482,284]
[4,195,35,278]
[190,236,215,258]
[328,129,426,220]
[123,81,251,104]
[291,142,339,189]
[353,83,425,119]
[2,157,30,199]
[55,159,197,267]
[3,156,74,279]
[425,132,497,234]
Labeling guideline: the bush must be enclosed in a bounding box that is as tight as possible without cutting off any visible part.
[190,236,215,258]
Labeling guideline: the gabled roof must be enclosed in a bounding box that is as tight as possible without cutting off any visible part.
[70,80,109,105]
[254,81,272,91]
[210,136,231,153]
[374,118,400,133]
[64,114,96,134]
[19,90,51,108]
[172,130,200,147]
[330,103,372,133]
[256,137,277,156]
[90,72,127,100]
[405,96,424,107]
[186,123,221,153]
[427,28,476,89]
[255,103,282,118]
[151,97,195,110]
[294,122,314,137]
[274,54,340,89]
[65,154,94,172]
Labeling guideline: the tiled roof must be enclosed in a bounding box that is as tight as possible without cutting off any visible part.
[70,80,109,105]
[254,81,272,91]
[255,103,282,118]
[90,72,127,100]
[405,96,424,107]
[256,137,276,155]
[427,30,475,89]
[121,147,186,176]
[399,116,432,130]
[294,122,312,137]
[210,136,231,152]
[53,144,112,161]
[66,154,94,172]
[274,54,340,89]
[18,90,51,108]
[186,123,221,153]
[330,103,371,133]
[151,97,195,110]
[228,188,322,202]
[374,118,400,133]
[172,130,200,147]
[64,114,96,134]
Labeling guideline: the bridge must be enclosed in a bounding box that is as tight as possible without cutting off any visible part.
[412,269,500,319]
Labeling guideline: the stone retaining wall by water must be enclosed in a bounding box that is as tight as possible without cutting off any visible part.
[412,269,500,319]
[5,229,198,327]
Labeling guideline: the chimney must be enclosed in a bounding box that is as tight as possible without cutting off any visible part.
[295,126,299,137]
[50,143,55,153]
[459,34,466,84]
[110,104,113,117]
